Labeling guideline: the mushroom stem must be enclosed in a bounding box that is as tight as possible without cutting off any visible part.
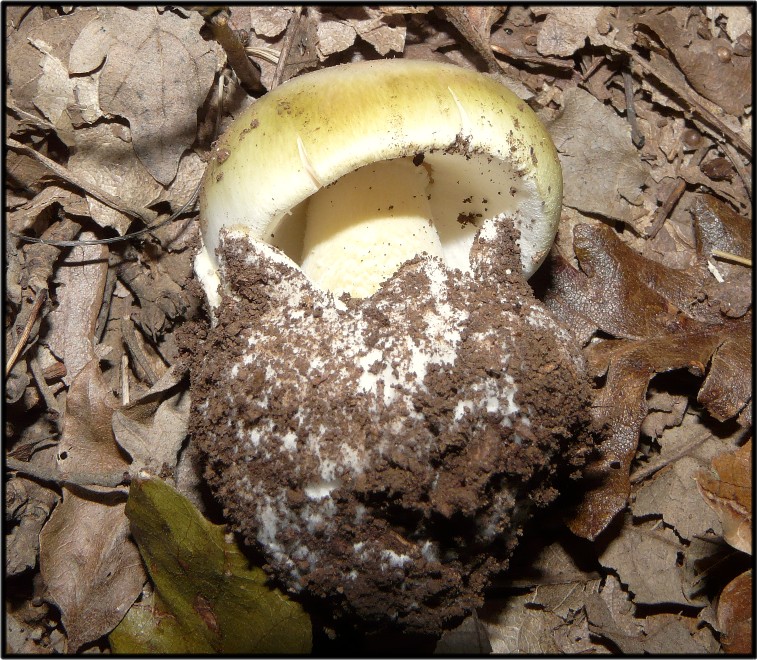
[300,158,443,298]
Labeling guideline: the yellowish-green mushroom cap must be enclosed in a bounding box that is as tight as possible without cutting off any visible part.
[197,59,562,306]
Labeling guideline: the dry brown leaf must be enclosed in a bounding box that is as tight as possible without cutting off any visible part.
[479,593,562,654]
[8,185,90,234]
[95,7,219,185]
[6,8,47,117]
[112,365,190,473]
[549,88,649,228]
[6,458,59,576]
[694,193,753,263]
[39,360,146,651]
[696,439,752,554]
[584,593,644,654]
[598,516,687,606]
[546,221,751,539]
[67,123,163,235]
[520,542,602,620]
[636,11,751,117]
[248,5,294,38]
[315,7,406,59]
[45,237,108,385]
[26,38,75,141]
[439,6,504,72]
[633,456,722,541]
[717,570,753,653]
[641,613,717,654]
[39,496,145,651]
[434,613,492,654]
[534,7,603,57]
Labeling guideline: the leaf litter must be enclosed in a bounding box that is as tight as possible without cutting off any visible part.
[3,5,752,654]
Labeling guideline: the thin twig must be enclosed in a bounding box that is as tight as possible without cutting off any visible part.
[622,68,644,148]
[120,316,162,386]
[581,55,606,82]
[208,10,264,94]
[491,42,575,70]
[722,142,752,201]
[29,355,63,418]
[7,138,152,223]
[11,184,200,248]
[6,456,131,490]
[712,249,752,267]
[94,258,119,343]
[646,143,709,239]
[6,289,48,377]
[271,6,303,89]
[122,354,130,406]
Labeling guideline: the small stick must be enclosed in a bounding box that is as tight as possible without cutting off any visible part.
[646,179,686,240]
[5,289,48,377]
[581,55,605,82]
[491,43,575,70]
[6,456,131,490]
[7,138,152,223]
[646,143,709,239]
[121,354,130,406]
[722,142,752,201]
[29,355,63,418]
[208,11,264,94]
[271,6,303,89]
[712,249,752,267]
[622,68,644,148]
[120,317,160,386]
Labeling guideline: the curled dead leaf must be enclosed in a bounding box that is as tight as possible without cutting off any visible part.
[546,220,751,539]
[716,570,753,654]
[696,439,752,555]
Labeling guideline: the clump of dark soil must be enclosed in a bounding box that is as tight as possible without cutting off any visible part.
[186,216,594,634]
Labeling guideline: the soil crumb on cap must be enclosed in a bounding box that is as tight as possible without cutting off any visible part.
[187,216,593,634]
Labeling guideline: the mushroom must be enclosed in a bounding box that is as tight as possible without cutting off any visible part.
[188,60,593,634]
[195,58,562,304]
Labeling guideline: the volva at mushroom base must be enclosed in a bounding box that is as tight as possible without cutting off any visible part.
[188,60,594,634]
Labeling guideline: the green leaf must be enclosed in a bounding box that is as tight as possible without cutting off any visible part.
[110,476,311,654]
[109,589,212,654]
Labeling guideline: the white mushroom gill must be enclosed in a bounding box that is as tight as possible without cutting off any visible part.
[300,159,442,298]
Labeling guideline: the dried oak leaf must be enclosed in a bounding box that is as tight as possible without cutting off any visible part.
[67,123,163,235]
[39,359,146,651]
[94,7,219,185]
[315,7,406,59]
[439,6,505,71]
[545,222,752,539]
[696,439,752,555]
[634,455,722,542]
[717,570,753,654]
[479,592,563,654]
[582,573,643,653]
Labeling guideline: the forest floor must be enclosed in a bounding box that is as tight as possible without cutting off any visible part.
[5,5,752,654]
